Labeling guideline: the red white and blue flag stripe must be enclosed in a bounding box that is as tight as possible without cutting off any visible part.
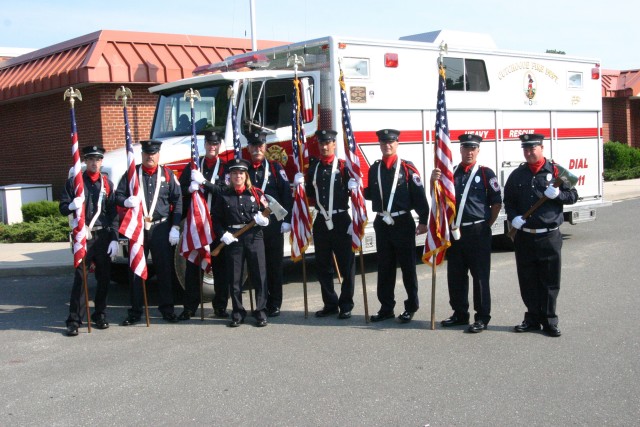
[69,107,86,268]
[423,64,456,266]
[118,105,147,279]
[339,69,368,251]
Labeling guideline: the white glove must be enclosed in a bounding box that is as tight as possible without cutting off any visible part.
[254,212,270,227]
[293,172,305,187]
[280,222,292,234]
[347,178,358,191]
[191,169,206,184]
[68,196,84,211]
[189,181,201,193]
[124,196,140,208]
[511,216,526,230]
[169,226,180,246]
[544,185,560,199]
[221,231,238,245]
[107,241,119,259]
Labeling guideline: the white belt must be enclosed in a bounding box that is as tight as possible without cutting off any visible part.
[331,209,346,214]
[461,219,485,226]
[149,217,168,226]
[91,225,105,232]
[377,210,407,218]
[521,226,559,234]
[229,224,248,229]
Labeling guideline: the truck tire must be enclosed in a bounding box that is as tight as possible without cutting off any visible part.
[173,232,215,303]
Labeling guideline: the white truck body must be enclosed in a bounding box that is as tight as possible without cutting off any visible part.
[102,30,606,263]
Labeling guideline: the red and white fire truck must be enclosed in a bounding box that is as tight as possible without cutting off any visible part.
[102,30,606,283]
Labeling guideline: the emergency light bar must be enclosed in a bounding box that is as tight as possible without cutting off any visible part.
[193,54,270,76]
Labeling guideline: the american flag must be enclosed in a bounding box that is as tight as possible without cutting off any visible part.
[118,105,147,279]
[180,108,214,270]
[339,69,368,251]
[69,106,86,268]
[231,100,242,159]
[290,77,312,261]
[423,63,456,266]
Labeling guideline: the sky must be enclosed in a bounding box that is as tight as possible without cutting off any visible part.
[1,0,638,70]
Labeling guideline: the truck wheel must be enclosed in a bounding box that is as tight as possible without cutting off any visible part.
[173,232,215,303]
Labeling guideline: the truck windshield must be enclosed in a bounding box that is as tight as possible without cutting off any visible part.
[151,82,232,139]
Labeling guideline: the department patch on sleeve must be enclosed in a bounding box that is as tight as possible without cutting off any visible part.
[279,169,289,182]
[489,176,500,192]
[412,174,424,187]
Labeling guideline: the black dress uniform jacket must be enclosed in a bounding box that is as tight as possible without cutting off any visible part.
[59,172,118,326]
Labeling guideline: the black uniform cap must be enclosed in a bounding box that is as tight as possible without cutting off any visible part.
[82,145,106,158]
[204,130,222,144]
[519,133,545,148]
[376,129,400,142]
[246,131,267,145]
[228,158,250,171]
[140,139,163,154]
[315,129,338,143]
[458,134,482,147]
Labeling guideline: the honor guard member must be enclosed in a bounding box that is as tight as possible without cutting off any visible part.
[116,139,183,325]
[59,145,118,336]
[246,131,293,317]
[363,129,429,323]
[504,133,578,337]
[212,158,271,327]
[433,134,502,333]
[178,130,230,320]
[295,129,355,319]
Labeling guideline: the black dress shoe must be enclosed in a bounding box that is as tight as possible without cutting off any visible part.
[441,314,470,327]
[468,320,487,333]
[228,318,244,328]
[370,311,395,322]
[267,307,281,317]
[256,319,268,327]
[514,320,541,333]
[398,311,414,323]
[66,324,79,337]
[91,313,109,330]
[162,313,179,323]
[178,310,194,321]
[121,315,141,326]
[315,307,339,317]
[213,308,229,319]
[543,324,561,337]
[338,310,352,319]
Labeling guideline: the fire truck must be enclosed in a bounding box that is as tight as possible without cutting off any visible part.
[101,30,607,288]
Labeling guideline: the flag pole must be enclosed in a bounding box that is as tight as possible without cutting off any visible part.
[302,253,308,318]
[142,279,150,327]
[199,267,204,321]
[81,259,92,333]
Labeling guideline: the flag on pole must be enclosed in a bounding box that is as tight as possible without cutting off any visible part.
[290,77,313,261]
[231,100,242,159]
[423,63,456,266]
[180,107,214,271]
[69,107,86,268]
[339,69,368,251]
[118,105,148,279]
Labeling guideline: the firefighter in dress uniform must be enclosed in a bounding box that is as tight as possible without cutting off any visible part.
[59,145,118,336]
[178,130,230,320]
[116,139,183,325]
[212,158,271,327]
[294,129,355,319]
[246,131,293,317]
[433,134,502,333]
[504,133,578,337]
[363,129,429,323]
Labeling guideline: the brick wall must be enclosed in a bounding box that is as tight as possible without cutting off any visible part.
[0,84,157,198]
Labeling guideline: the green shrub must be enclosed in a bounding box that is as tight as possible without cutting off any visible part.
[604,141,640,170]
[21,200,62,222]
[603,166,640,181]
[0,216,69,243]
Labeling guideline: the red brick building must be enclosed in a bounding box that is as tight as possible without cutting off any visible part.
[601,69,640,148]
[0,30,285,197]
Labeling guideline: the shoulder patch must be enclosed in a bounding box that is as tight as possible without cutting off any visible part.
[489,176,500,192]
[279,169,289,182]
[412,174,423,187]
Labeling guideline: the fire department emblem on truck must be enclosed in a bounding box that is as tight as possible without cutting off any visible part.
[524,72,537,104]
[266,144,288,168]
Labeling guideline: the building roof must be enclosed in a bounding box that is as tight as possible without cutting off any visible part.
[0,30,287,103]
[602,68,640,98]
